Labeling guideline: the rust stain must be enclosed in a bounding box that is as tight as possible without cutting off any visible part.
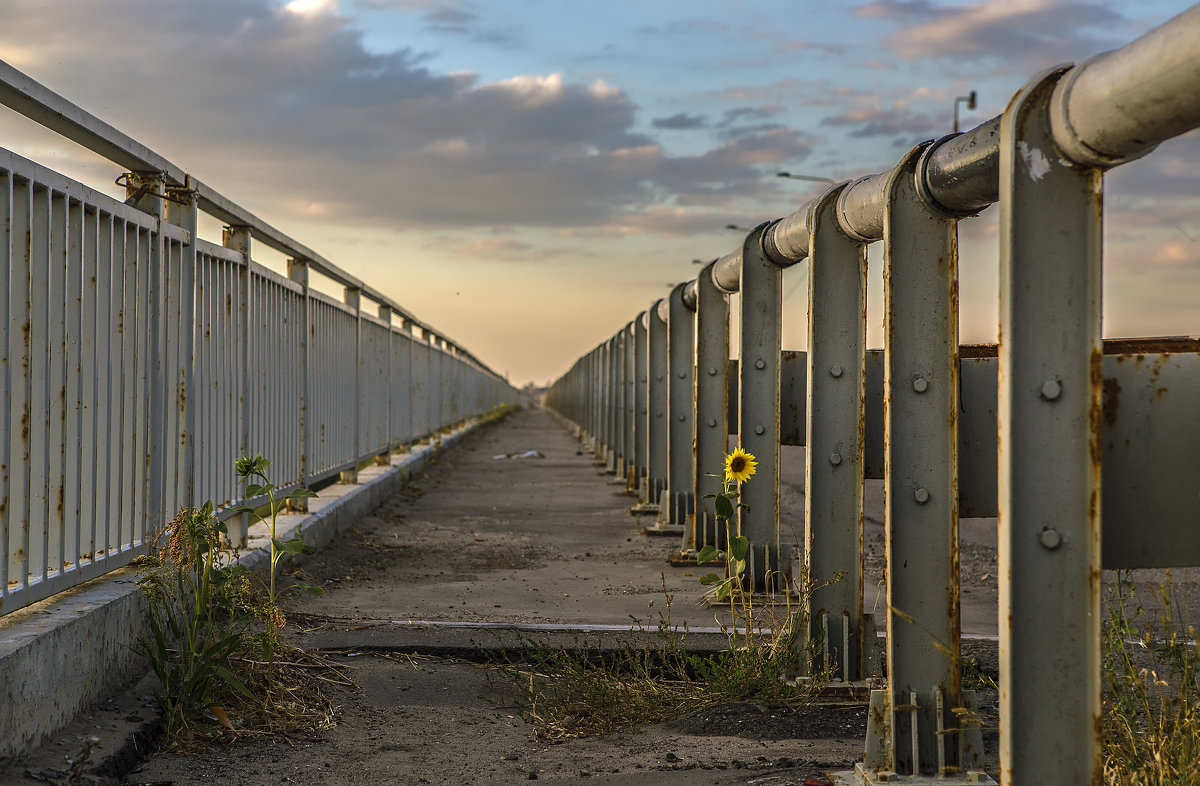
[959,343,998,359]
[1088,347,1104,472]
[1101,377,1120,427]
[1102,337,1200,355]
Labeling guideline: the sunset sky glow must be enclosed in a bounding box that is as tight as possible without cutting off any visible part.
[1,0,1197,385]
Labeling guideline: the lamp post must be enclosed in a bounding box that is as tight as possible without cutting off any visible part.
[953,89,977,133]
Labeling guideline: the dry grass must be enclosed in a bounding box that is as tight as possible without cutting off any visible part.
[158,642,350,752]
[1102,572,1200,785]
[493,586,826,739]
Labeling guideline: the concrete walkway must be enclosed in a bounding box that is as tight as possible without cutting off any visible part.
[284,406,997,647]
[5,407,1001,785]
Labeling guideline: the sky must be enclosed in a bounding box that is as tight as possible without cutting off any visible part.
[0,0,1197,386]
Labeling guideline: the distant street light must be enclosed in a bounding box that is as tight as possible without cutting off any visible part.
[953,90,977,133]
[775,171,837,184]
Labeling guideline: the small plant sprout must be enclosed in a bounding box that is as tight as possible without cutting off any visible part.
[232,454,323,661]
[696,448,756,644]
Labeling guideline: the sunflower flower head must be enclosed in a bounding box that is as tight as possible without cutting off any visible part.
[724,448,757,484]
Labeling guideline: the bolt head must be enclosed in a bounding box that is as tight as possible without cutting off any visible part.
[755,358,766,370]
[708,367,718,376]
[679,371,686,379]
[656,375,664,382]
[1041,380,1062,400]
[830,365,843,378]
[754,425,765,435]
[913,377,928,393]
[655,410,663,417]
[1039,527,1062,550]
[829,452,842,466]
[678,414,686,421]
[914,487,930,504]
[707,418,717,427]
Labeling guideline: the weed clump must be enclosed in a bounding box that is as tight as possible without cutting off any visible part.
[1102,571,1200,785]
[499,591,822,739]
[134,456,345,748]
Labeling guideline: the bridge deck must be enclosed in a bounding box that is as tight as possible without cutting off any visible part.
[286,406,999,643]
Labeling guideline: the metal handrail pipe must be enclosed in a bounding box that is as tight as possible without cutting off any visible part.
[0,59,509,380]
[699,3,1200,282]
[681,280,698,311]
[1051,3,1200,167]
[711,247,742,293]
[655,297,670,322]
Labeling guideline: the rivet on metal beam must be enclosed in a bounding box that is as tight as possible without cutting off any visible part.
[755,358,766,370]
[914,487,930,504]
[656,410,663,417]
[829,453,842,466]
[708,418,717,427]
[679,371,686,379]
[678,414,686,422]
[1041,379,1062,400]
[755,424,766,435]
[830,365,843,378]
[708,367,718,376]
[1039,527,1062,550]
[913,377,928,393]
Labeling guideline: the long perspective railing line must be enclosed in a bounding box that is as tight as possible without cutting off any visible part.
[0,61,519,619]
[547,5,1200,784]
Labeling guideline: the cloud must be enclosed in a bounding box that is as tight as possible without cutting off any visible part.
[821,104,941,143]
[430,233,586,262]
[776,39,849,57]
[0,0,810,234]
[855,0,1128,69]
[652,113,708,130]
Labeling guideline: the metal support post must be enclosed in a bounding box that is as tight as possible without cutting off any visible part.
[377,303,393,465]
[126,173,167,536]
[646,302,669,510]
[802,186,866,676]
[622,321,636,488]
[584,347,595,447]
[343,285,362,484]
[693,261,730,553]
[862,141,978,778]
[634,312,649,501]
[663,282,695,535]
[592,345,604,457]
[606,334,620,473]
[999,66,1102,785]
[286,257,311,512]
[222,224,252,547]
[399,318,415,450]
[738,224,782,590]
[164,182,197,513]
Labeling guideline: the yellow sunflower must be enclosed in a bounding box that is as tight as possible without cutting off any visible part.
[724,448,757,483]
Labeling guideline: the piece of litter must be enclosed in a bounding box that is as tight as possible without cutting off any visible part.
[517,450,545,458]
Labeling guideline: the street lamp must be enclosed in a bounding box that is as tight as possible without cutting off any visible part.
[775,171,837,184]
[953,90,977,133]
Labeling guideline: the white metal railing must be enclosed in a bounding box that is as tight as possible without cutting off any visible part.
[548,5,1200,785]
[0,65,518,618]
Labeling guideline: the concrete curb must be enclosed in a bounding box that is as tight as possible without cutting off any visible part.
[0,413,499,768]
